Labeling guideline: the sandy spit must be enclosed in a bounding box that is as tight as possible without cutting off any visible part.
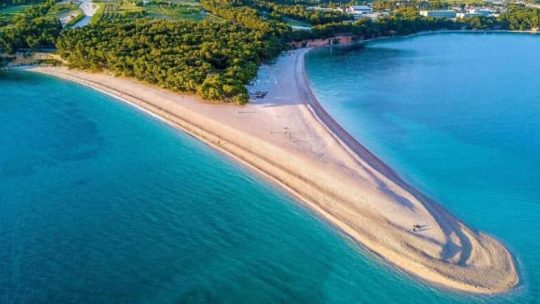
[27,48,518,294]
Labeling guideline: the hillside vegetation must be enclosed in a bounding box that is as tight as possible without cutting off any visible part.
[0,0,61,53]
[56,19,282,103]
[1,0,540,102]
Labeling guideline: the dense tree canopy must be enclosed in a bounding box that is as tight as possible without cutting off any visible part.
[0,0,41,8]
[499,6,540,30]
[2,0,540,100]
[289,6,540,40]
[0,1,61,54]
[56,19,283,103]
[245,0,353,25]
[201,0,290,36]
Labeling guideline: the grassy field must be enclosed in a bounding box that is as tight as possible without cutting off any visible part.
[0,2,80,18]
[283,16,311,28]
[48,3,80,17]
[0,4,35,15]
[90,0,222,22]
[144,3,208,21]
[119,1,143,13]
[0,1,82,28]
[90,1,143,23]
[143,0,224,22]
[166,0,199,6]
[1,0,222,24]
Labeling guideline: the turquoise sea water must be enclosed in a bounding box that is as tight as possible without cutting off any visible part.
[0,71,399,304]
[306,32,540,303]
[0,70,453,304]
[1,32,539,304]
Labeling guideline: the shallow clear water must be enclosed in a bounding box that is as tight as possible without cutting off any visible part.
[0,70,446,304]
[1,32,539,304]
[306,32,540,303]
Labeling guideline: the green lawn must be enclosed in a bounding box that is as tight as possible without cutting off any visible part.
[48,3,80,18]
[138,0,221,21]
[0,2,78,18]
[119,1,143,13]
[90,1,143,23]
[0,4,35,15]
[144,3,202,20]
[283,16,311,28]
[168,0,199,6]
[69,0,222,23]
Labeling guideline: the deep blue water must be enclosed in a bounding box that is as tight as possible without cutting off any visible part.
[306,32,540,303]
[1,32,539,304]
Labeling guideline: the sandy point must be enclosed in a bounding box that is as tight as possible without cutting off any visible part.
[26,47,519,294]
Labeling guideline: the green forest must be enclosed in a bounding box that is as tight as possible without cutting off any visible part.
[0,0,42,8]
[244,0,353,25]
[500,6,540,30]
[0,0,61,53]
[1,0,540,101]
[56,20,280,103]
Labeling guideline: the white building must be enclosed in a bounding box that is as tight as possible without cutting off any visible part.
[457,12,484,18]
[307,6,344,13]
[457,8,494,18]
[419,10,457,18]
[469,8,493,16]
[346,5,372,15]
[364,11,391,20]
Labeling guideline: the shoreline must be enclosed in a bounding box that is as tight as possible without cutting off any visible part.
[294,29,540,50]
[23,46,518,294]
[297,49,519,294]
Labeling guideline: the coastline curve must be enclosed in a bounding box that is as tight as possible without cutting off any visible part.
[296,48,519,294]
[24,45,519,294]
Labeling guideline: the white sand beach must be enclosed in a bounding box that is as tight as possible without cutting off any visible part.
[28,48,519,294]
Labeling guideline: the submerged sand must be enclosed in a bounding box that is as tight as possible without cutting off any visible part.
[28,48,518,294]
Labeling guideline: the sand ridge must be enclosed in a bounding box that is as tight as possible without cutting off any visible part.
[28,48,518,294]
